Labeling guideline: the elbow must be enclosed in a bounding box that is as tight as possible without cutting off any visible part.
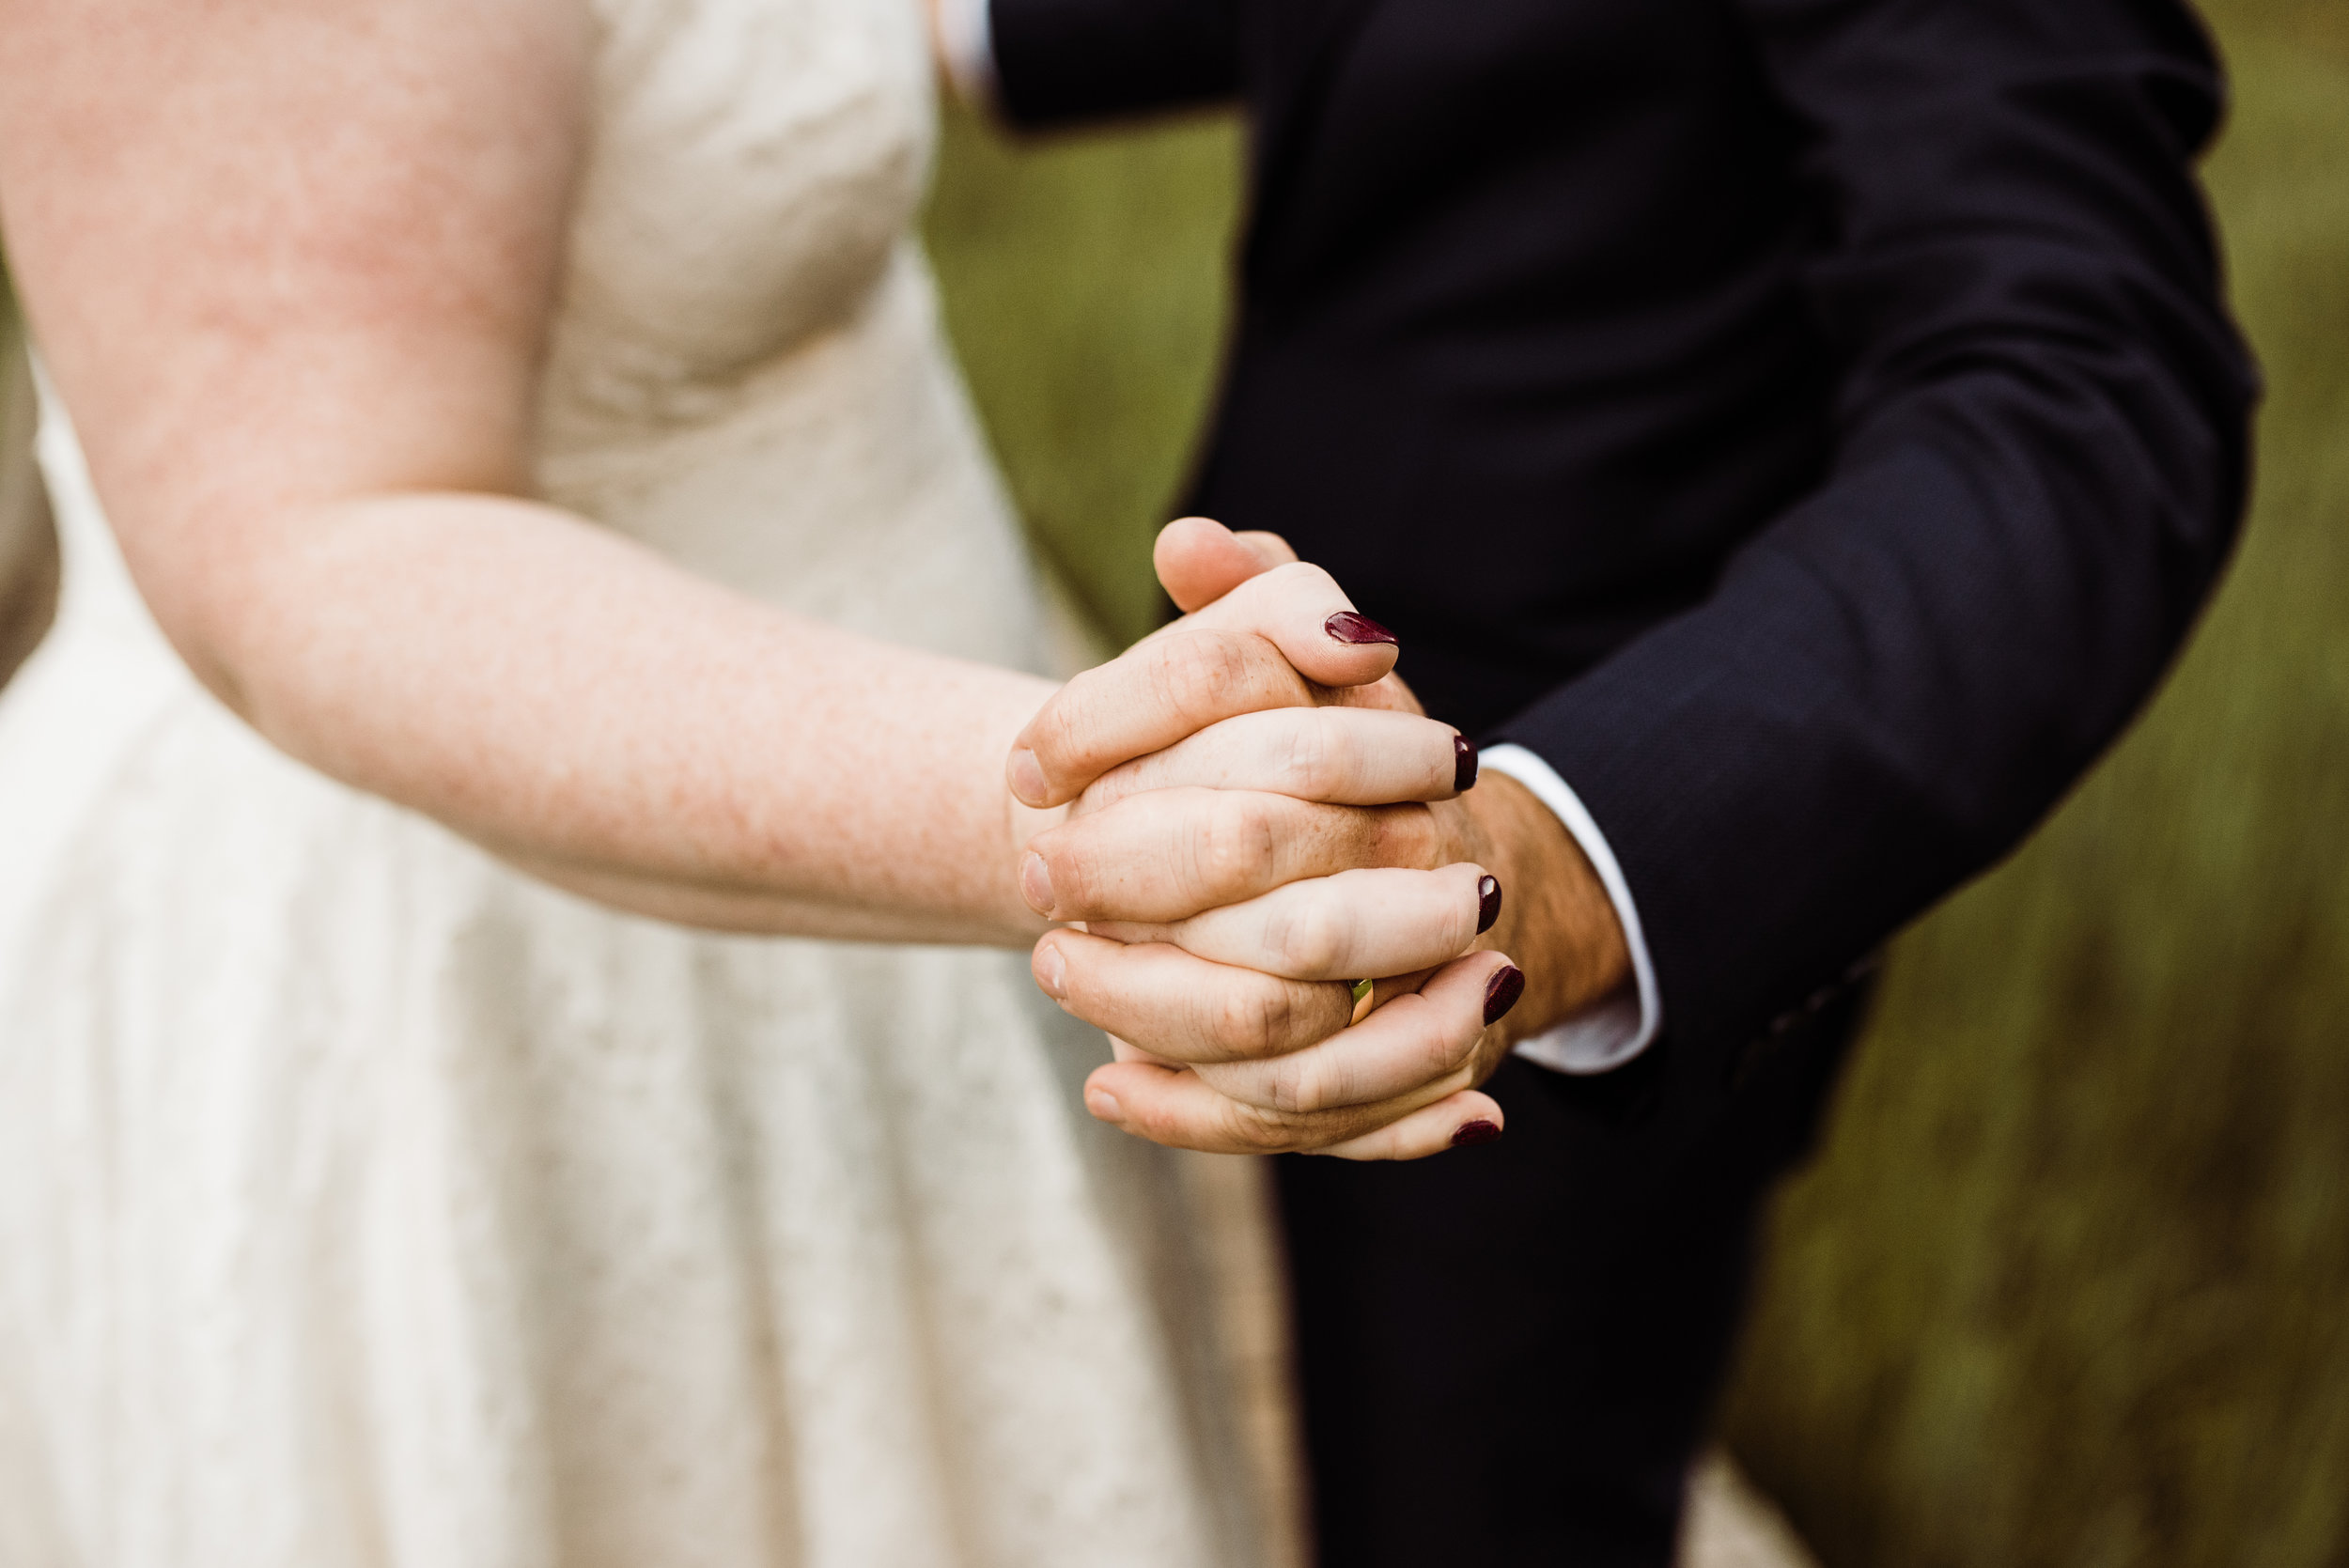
[107,493,323,735]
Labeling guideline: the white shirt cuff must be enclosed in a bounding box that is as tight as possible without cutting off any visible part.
[936,0,999,110]
[1478,744,1664,1075]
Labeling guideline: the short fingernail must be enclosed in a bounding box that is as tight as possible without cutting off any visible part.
[1007,748,1050,806]
[1019,852,1057,917]
[1484,963,1525,1025]
[1450,1118,1503,1149]
[1034,941,1068,1000]
[1324,611,1397,646]
[1085,1086,1125,1123]
[1476,875,1502,934]
[1454,734,1478,792]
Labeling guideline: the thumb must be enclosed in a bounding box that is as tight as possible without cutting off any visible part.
[1156,517,1300,613]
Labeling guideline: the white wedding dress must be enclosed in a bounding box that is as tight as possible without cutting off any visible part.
[0,1,1274,1563]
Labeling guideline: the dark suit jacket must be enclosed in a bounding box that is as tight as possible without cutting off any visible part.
[990,0,2255,1072]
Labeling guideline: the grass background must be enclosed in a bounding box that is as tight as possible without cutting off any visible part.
[920,0,2349,1560]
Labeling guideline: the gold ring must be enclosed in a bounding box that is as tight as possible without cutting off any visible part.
[1348,977,1376,1028]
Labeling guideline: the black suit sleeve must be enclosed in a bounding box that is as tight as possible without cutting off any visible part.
[1491,0,2255,1056]
[987,0,1242,127]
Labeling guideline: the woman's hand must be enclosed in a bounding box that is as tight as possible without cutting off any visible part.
[1008,520,1631,1159]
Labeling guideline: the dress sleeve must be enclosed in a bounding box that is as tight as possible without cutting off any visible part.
[1488,0,2258,1059]
[986,0,1243,128]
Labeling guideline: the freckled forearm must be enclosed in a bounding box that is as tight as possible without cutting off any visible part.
[179,489,1060,942]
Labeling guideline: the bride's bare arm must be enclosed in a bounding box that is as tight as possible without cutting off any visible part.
[0,0,1094,941]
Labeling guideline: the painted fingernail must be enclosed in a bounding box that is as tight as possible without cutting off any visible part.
[1019,852,1057,917]
[1454,734,1479,791]
[1484,964,1525,1024]
[1476,875,1502,934]
[1034,941,1068,1000]
[1324,611,1398,646]
[1085,1086,1125,1123]
[1451,1119,1503,1149]
[1007,748,1050,807]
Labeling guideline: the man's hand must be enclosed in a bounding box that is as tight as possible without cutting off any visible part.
[1011,519,1630,1159]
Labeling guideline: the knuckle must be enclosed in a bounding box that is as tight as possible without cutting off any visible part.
[1255,1053,1310,1114]
[1199,793,1283,895]
[1209,983,1287,1059]
[1420,1011,1479,1079]
[1273,1053,1347,1115]
[1226,1098,1311,1153]
[1150,631,1252,721]
[1370,803,1442,868]
[1267,986,1317,1056]
[1130,1094,1190,1147]
[1275,715,1351,799]
[1267,899,1345,976]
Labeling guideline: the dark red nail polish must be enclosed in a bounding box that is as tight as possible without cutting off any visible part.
[1324,611,1398,646]
[1454,734,1478,791]
[1484,964,1524,1025]
[1476,875,1501,934]
[1451,1119,1503,1148]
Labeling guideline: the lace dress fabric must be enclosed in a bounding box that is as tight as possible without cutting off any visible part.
[0,1,1267,1563]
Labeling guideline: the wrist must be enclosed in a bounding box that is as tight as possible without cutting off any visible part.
[991,682,1068,937]
[1459,771,1631,1048]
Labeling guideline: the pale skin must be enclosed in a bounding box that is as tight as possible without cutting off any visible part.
[0,0,1626,1161]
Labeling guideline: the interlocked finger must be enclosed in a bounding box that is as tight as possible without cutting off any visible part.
[1032,927,1356,1064]
[1088,862,1500,982]
[1011,630,1313,809]
[1192,950,1516,1114]
[1008,562,1399,808]
[1023,788,1442,925]
[1174,560,1403,687]
[1081,1059,1504,1158]
[1150,520,1418,715]
[1077,706,1474,815]
[1083,1058,1462,1154]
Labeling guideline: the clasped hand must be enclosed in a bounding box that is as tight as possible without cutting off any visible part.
[1008,520,1621,1161]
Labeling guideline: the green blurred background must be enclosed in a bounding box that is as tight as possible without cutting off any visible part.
[919,0,2349,1561]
